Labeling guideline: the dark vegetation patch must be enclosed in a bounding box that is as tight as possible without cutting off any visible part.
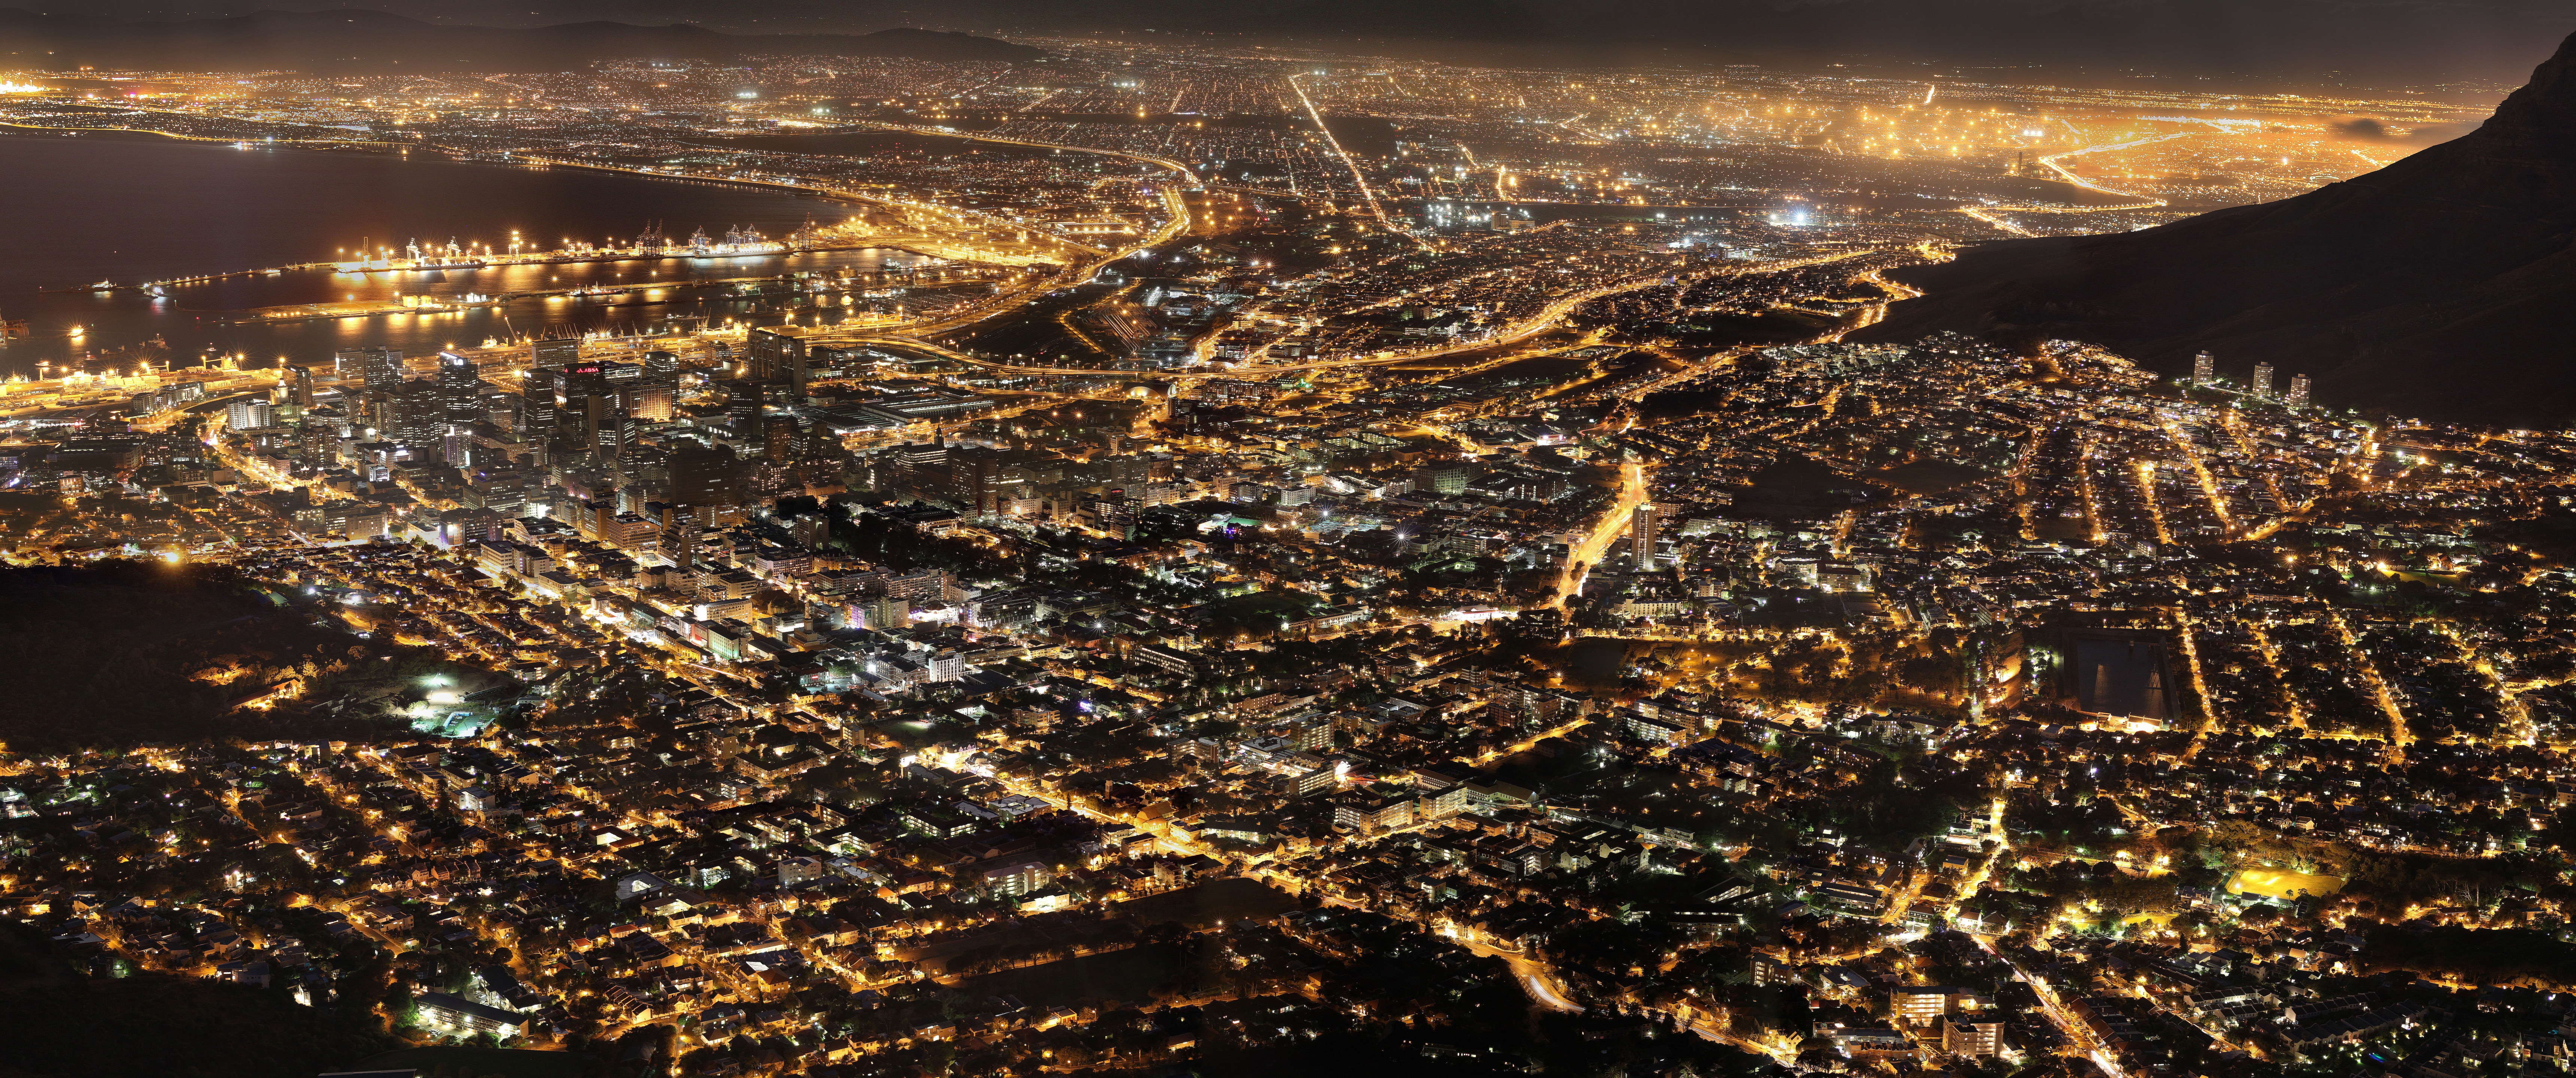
[0,561,390,753]
[0,920,397,1078]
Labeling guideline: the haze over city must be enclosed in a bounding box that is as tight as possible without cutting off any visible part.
[5,4,2576,1078]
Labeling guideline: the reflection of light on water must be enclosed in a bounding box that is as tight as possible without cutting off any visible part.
[14,246,923,375]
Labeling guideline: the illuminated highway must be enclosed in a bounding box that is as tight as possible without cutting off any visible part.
[1287,72,1432,249]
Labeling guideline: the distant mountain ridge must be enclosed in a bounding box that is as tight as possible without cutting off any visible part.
[132,0,2568,84]
[0,8,1046,72]
[1853,28,2576,427]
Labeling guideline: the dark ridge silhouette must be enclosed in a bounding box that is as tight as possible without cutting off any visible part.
[0,8,1047,72]
[1853,29,2576,427]
[210,0,2576,83]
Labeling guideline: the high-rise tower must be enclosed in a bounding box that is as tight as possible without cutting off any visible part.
[1631,502,1663,572]
[437,351,482,426]
[339,347,402,393]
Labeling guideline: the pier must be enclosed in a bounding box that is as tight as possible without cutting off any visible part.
[44,226,970,296]
[218,260,1013,325]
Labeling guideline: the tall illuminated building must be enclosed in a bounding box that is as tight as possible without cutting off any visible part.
[341,346,405,431]
[442,427,475,468]
[358,347,404,395]
[437,351,482,426]
[626,380,675,424]
[2287,373,2311,409]
[338,346,400,388]
[225,398,273,430]
[391,380,445,450]
[2191,351,2213,387]
[2251,362,2274,398]
[519,376,555,451]
[598,360,644,457]
[536,362,632,461]
[629,350,679,422]
[1631,502,1663,572]
[747,327,811,399]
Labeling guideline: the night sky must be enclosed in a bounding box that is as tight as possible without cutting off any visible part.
[24,0,2576,82]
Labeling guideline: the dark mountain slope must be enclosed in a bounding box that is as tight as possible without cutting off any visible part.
[0,8,1045,72]
[1853,31,2576,426]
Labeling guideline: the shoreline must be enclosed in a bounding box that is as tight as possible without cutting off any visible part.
[0,125,878,293]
